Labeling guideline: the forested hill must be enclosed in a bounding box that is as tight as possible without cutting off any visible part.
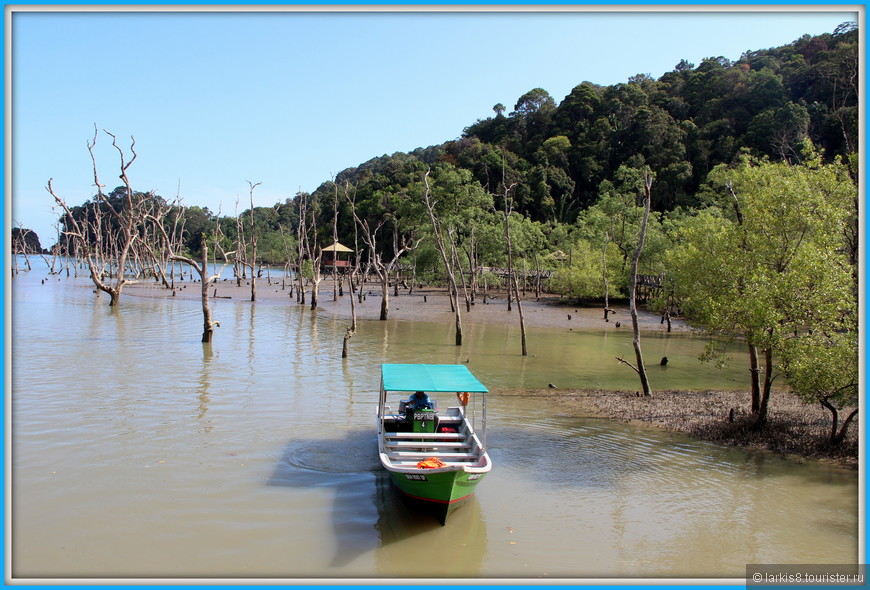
[38,23,858,262]
[326,22,857,224]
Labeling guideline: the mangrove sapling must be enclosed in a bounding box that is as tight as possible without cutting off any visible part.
[780,313,859,446]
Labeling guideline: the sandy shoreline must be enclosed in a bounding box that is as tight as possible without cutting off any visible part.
[124,277,692,333]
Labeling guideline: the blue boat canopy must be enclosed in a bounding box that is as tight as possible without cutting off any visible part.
[381,364,489,393]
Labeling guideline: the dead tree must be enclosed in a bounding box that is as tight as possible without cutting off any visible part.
[501,181,527,356]
[177,234,234,344]
[296,192,324,310]
[342,181,361,358]
[422,169,463,346]
[295,194,307,304]
[341,271,358,358]
[151,210,234,343]
[461,226,480,304]
[46,127,152,307]
[448,227,471,312]
[38,223,63,275]
[11,223,33,273]
[617,169,653,396]
[242,181,262,302]
[346,191,420,321]
[331,182,340,302]
[603,230,613,321]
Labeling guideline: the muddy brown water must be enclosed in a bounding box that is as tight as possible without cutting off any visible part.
[10,264,859,580]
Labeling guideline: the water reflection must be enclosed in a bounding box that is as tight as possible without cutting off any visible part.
[267,430,488,577]
[268,431,380,568]
[373,472,487,577]
[197,345,214,432]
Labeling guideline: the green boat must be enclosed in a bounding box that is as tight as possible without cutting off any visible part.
[377,363,493,525]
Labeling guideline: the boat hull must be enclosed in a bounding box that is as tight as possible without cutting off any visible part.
[387,467,488,525]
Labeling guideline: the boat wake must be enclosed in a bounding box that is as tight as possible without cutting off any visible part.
[269,430,380,487]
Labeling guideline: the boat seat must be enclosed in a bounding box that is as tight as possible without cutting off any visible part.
[390,460,481,467]
[386,440,470,448]
[384,432,466,439]
[386,450,479,459]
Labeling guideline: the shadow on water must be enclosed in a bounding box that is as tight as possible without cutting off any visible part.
[267,430,488,574]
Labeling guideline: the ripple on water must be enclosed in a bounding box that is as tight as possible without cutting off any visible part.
[271,431,381,480]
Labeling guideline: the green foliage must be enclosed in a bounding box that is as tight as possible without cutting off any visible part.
[781,328,858,410]
[512,88,556,116]
[258,229,297,266]
[549,240,624,301]
[575,165,667,279]
[299,258,314,280]
[668,153,857,414]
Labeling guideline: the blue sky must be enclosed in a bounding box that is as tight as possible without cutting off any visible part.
[9,7,857,245]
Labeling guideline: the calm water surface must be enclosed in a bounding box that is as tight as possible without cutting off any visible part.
[10,267,859,580]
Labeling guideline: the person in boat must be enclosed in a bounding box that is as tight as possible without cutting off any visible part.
[407,390,434,410]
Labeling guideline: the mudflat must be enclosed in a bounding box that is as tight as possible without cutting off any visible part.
[125,277,689,333]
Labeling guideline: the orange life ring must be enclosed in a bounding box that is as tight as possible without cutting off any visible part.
[456,392,470,406]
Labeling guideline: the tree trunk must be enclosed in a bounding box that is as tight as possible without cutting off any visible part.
[453,294,463,346]
[380,275,389,321]
[512,273,527,356]
[422,169,462,346]
[628,172,653,396]
[200,245,214,344]
[628,284,651,396]
[754,346,775,427]
[603,232,610,321]
[748,343,761,413]
[820,398,859,446]
[348,272,358,333]
[309,279,319,310]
